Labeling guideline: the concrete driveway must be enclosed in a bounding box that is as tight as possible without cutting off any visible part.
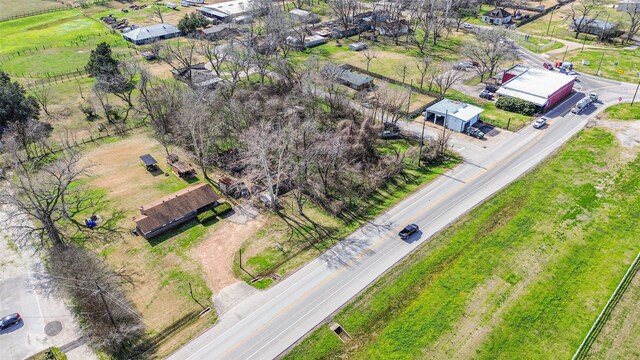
[0,210,95,360]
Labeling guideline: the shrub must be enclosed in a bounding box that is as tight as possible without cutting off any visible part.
[214,202,232,216]
[495,97,537,116]
[197,209,217,224]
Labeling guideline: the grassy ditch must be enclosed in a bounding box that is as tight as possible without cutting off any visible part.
[284,127,640,359]
[604,103,640,121]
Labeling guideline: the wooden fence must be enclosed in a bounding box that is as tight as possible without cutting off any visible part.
[339,64,444,119]
[0,4,73,22]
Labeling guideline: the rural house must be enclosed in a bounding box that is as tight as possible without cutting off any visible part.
[481,8,512,25]
[134,183,220,239]
[199,23,239,40]
[171,63,225,89]
[618,0,640,12]
[286,34,327,49]
[323,65,374,91]
[570,17,619,37]
[423,99,484,133]
[122,24,181,45]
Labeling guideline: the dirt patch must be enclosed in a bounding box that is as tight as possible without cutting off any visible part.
[596,119,640,149]
[189,214,268,296]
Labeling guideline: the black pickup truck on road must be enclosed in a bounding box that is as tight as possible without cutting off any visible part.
[399,224,419,240]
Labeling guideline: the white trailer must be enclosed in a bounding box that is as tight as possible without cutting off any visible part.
[571,93,598,114]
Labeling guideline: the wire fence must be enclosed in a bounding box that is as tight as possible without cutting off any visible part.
[572,251,640,360]
[0,0,107,22]
[0,35,133,66]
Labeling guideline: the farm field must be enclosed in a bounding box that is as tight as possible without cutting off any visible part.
[284,126,640,360]
[0,0,63,18]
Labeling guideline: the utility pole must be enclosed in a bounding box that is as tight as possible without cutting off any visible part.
[189,282,207,310]
[546,9,554,35]
[96,281,117,329]
[407,79,413,113]
[562,45,568,61]
[418,116,426,167]
[596,52,605,76]
[581,36,587,52]
[632,78,640,106]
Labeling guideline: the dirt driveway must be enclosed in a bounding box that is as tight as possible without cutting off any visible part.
[189,210,268,296]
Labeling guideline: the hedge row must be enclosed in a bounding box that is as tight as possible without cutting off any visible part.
[495,97,537,116]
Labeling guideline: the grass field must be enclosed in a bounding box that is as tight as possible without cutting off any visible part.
[0,0,63,18]
[284,127,640,359]
[0,9,131,76]
[562,48,640,83]
[584,260,640,359]
[447,90,532,130]
[604,103,640,120]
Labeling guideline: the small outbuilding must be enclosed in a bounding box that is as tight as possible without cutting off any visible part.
[122,24,181,45]
[286,34,327,49]
[289,8,319,23]
[167,154,197,179]
[140,154,159,172]
[424,99,484,133]
[349,42,367,51]
[199,23,239,40]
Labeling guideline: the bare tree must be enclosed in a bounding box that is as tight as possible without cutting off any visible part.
[158,38,198,80]
[31,85,52,118]
[362,48,377,71]
[432,63,465,95]
[199,38,227,77]
[373,84,409,124]
[452,0,479,31]
[152,4,164,23]
[242,121,292,211]
[137,67,182,155]
[175,90,219,179]
[0,149,122,249]
[96,59,138,109]
[1,118,51,160]
[47,245,144,356]
[328,0,361,34]
[462,28,517,81]
[624,2,640,44]
[416,56,433,90]
[569,0,603,39]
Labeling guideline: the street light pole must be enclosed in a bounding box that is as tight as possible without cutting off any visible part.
[418,116,426,167]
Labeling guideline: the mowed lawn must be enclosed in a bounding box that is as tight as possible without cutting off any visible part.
[562,48,640,83]
[285,127,640,360]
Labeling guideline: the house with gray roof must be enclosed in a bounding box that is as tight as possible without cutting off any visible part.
[123,24,181,45]
[323,65,374,91]
[570,17,619,37]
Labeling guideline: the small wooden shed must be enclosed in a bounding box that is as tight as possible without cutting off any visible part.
[167,154,196,179]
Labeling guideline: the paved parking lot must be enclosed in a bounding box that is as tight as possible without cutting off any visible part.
[0,210,94,360]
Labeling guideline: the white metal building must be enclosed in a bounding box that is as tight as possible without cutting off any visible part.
[424,99,484,133]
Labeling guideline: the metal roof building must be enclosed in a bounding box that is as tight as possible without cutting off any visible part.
[424,99,484,133]
[122,24,181,45]
[497,65,575,110]
[197,0,254,21]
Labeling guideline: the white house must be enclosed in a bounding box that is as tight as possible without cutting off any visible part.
[481,8,513,25]
[423,99,484,133]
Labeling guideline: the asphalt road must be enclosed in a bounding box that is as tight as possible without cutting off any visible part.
[168,48,638,360]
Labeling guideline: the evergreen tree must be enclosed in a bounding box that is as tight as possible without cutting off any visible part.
[87,42,119,78]
[178,12,209,36]
[0,71,40,127]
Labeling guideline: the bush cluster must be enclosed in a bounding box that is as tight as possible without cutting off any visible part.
[495,97,537,116]
[215,202,232,216]
[197,209,217,224]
